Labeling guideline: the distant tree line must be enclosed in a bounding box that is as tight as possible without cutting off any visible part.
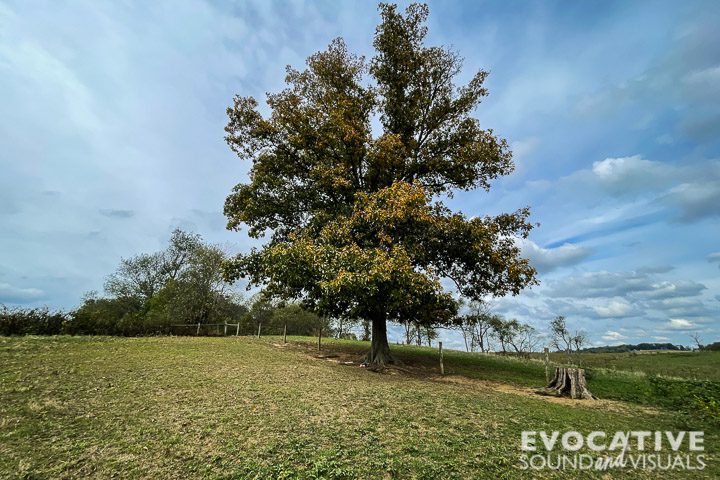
[579,343,691,353]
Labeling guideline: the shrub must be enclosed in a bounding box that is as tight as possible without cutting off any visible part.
[0,305,66,336]
[649,376,720,424]
[64,297,142,335]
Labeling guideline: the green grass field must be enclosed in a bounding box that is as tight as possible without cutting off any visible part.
[1,336,717,479]
[545,350,720,381]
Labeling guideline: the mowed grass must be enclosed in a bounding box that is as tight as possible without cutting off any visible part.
[0,336,717,479]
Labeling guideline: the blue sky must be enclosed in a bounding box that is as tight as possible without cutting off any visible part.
[1,0,718,348]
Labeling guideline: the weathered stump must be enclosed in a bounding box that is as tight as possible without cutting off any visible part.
[538,367,595,400]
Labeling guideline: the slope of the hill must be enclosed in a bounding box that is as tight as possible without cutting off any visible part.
[0,336,715,479]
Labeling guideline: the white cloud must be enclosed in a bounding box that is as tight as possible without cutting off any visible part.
[547,270,706,301]
[592,299,638,318]
[518,238,590,273]
[538,267,715,327]
[592,155,666,182]
[662,181,720,222]
[636,280,706,299]
[0,282,45,303]
[683,65,720,87]
[647,297,710,318]
[511,137,540,158]
[588,157,720,221]
[601,330,626,341]
[668,318,693,329]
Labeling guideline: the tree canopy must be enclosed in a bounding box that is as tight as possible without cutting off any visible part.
[223,3,537,366]
[70,229,245,335]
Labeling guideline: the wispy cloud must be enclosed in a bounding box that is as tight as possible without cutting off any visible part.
[0,282,45,303]
[99,209,135,219]
[518,239,590,273]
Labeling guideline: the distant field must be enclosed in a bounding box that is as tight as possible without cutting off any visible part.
[1,336,717,479]
[545,350,720,382]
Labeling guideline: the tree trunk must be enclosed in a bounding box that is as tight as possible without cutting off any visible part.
[361,320,370,341]
[541,367,595,400]
[367,313,394,367]
[462,329,470,352]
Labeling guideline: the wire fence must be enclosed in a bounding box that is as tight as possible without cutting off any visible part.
[169,323,241,336]
[167,322,328,339]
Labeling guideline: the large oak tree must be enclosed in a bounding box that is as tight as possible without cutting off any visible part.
[223,3,537,366]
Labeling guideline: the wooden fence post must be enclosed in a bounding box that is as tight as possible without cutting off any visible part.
[196,322,201,336]
[257,322,261,338]
[439,341,444,375]
[544,347,550,384]
[283,323,287,344]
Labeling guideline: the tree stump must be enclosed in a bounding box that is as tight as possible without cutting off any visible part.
[539,367,595,400]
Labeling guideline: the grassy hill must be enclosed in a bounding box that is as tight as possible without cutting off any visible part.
[1,336,717,479]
